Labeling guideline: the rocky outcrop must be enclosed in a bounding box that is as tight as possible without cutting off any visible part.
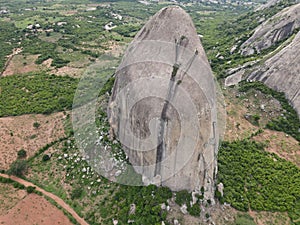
[240,3,300,55]
[246,31,300,117]
[255,0,282,11]
[108,6,219,199]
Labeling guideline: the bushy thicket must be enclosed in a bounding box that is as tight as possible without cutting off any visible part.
[0,73,78,116]
[218,140,300,223]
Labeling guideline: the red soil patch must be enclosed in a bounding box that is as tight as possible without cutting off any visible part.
[0,193,73,225]
[0,112,66,170]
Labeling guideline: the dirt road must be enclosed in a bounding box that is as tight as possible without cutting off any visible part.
[0,173,89,225]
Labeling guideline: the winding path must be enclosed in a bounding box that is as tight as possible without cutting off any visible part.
[0,173,89,225]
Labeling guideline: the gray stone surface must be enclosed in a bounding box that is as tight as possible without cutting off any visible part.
[255,0,281,11]
[108,6,219,199]
[247,31,300,118]
[224,70,244,87]
[240,3,300,55]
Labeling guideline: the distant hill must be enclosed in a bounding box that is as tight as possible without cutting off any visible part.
[240,2,300,55]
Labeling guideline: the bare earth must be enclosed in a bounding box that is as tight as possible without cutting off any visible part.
[252,129,300,167]
[0,112,66,170]
[0,193,73,225]
[223,87,300,168]
[249,210,290,225]
[0,173,88,225]
[53,66,85,78]
[0,183,27,215]
[2,54,40,76]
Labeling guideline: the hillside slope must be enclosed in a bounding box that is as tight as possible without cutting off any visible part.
[246,31,300,117]
[240,3,300,55]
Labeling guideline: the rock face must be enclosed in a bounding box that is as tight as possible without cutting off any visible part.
[246,31,300,117]
[108,6,219,199]
[255,0,282,11]
[240,3,300,55]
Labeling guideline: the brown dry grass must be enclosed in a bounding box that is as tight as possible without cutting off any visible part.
[223,86,300,168]
[0,193,73,225]
[0,112,66,170]
[53,66,85,78]
[0,183,27,216]
[104,40,126,58]
[249,210,290,225]
[252,129,300,167]
[2,54,41,76]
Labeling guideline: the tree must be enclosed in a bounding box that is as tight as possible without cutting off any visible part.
[71,187,83,199]
[33,121,40,129]
[8,160,27,176]
[17,149,27,159]
[42,154,50,161]
[26,186,36,194]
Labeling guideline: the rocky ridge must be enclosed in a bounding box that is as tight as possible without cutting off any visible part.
[108,6,219,199]
[240,3,300,55]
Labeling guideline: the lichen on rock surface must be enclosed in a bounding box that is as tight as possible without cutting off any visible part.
[108,6,220,200]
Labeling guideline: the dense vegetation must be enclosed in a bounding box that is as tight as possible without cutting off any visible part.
[0,73,78,116]
[101,184,172,224]
[239,81,300,141]
[0,21,22,73]
[217,140,300,224]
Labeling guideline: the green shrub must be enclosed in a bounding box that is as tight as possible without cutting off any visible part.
[8,160,28,177]
[33,122,40,129]
[71,187,83,199]
[42,154,50,162]
[175,190,191,206]
[0,73,78,116]
[26,186,36,193]
[17,149,27,159]
[218,139,300,222]
[234,214,256,225]
[187,204,201,216]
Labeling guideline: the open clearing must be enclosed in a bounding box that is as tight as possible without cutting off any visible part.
[249,210,290,225]
[0,183,27,215]
[223,86,300,168]
[0,112,66,170]
[2,54,41,76]
[0,193,73,225]
[252,129,300,167]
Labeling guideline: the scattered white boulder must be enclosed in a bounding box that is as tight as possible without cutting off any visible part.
[180,204,188,214]
[174,219,180,225]
[129,203,136,215]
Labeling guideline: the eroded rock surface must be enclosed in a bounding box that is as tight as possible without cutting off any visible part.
[240,3,300,55]
[246,31,300,118]
[108,6,219,199]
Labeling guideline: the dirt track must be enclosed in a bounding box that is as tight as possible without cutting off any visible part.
[0,173,89,225]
